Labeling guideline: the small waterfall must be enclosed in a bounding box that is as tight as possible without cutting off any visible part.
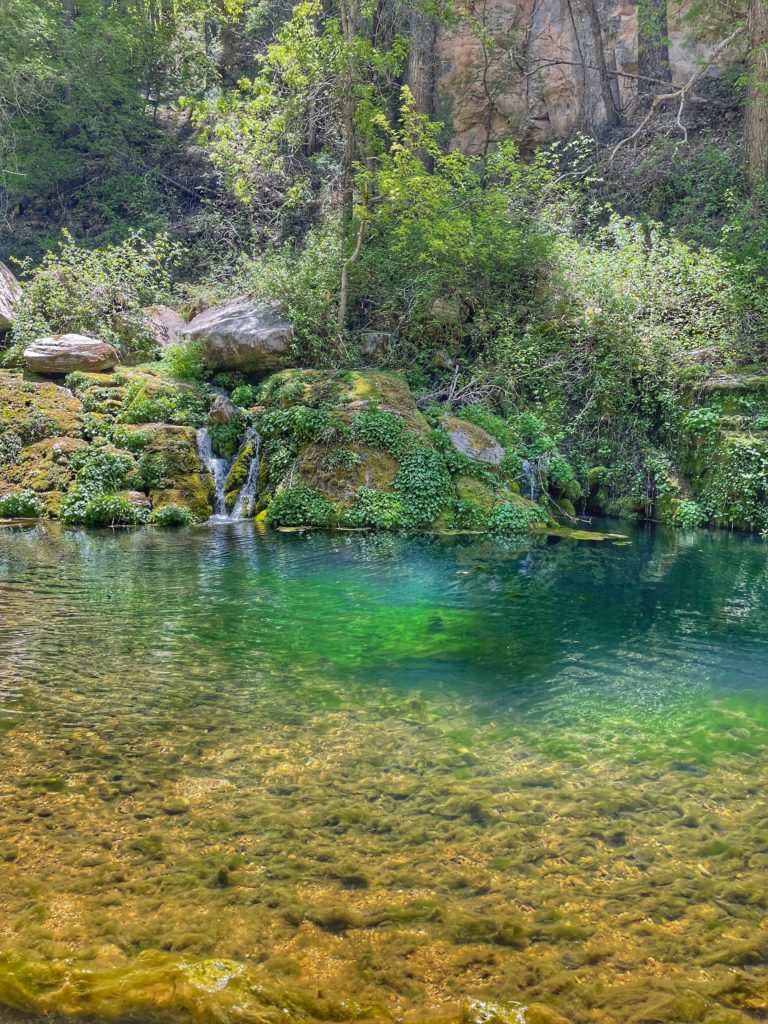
[232,429,261,519]
[196,425,262,522]
[196,427,230,517]
[522,458,537,502]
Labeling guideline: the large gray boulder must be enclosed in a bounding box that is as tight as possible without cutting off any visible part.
[183,299,293,374]
[24,334,119,374]
[441,415,505,466]
[0,262,21,332]
[143,305,186,349]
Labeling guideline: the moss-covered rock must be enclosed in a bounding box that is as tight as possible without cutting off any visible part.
[0,370,84,440]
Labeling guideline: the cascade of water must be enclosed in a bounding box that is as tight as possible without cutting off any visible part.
[232,429,261,519]
[196,425,262,522]
[196,427,231,518]
[522,458,537,502]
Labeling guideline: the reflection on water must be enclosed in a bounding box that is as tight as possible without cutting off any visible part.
[1,522,768,1022]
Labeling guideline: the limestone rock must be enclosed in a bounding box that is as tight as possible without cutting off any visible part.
[143,305,186,349]
[24,334,119,374]
[0,262,21,331]
[208,394,239,425]
[183,299,293,373]
[442,415,504,465]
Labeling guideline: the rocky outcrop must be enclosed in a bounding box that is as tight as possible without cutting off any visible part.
[434,0,726,150]
[24,334,119,374]
[183,299,294,374]
[442,415,505,465]
[208,394,239,424]
[143,305,186,349]
[0,262,20,332]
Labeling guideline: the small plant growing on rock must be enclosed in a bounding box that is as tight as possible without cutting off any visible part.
[265,486,338,527]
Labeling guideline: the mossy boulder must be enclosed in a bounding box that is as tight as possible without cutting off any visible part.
[441,415,505,466]
[0,370,84,440]
[294,443,399,504]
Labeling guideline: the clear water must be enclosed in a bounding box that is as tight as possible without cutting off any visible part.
[1,521,768,1024]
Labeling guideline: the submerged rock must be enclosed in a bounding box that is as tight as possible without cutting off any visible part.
[183,299,294,374]
[0,261,21,332]
[24,334,119,374]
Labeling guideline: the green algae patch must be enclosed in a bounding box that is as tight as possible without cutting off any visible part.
[0,951,380,1023]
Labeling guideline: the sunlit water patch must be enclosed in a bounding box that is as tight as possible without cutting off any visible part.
[1,522,768,1023]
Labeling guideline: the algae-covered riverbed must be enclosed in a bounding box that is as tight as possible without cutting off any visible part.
[1,522,768,1024]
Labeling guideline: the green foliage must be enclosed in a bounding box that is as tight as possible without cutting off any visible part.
[258,406,349,445]
[393,447,452,526]
[118,381,208,427]
[16,410,57,445]
[110,427,151,453]
[683,407,722,435]
[163,341,207,382]
[0,490,39,518]
[151,505,197,527]
[265,486,338,528]
[11,232,179,357]
[351,409,405,455]
[231,384,259,407]
[0,432,22,468]
[243,222,346,365]
[208,420,246,461]
[341,487,403,529]
[325,448,362,471]
[62,493,149,527]
[135,453,167,492]
[69,445,133,494]
[489,501,545,534]
[675,500,707,528]
[448,498,489,531]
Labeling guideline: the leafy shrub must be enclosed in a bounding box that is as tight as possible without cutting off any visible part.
[352,409,405,454]
[0,490,39,517]
[675,500,707,528]
[151,505,197,527]
[683,407,721,435]
[265,486,338,528]
[163,341,207,382]
[393,447,452,526]
[341,488,403,529]
[12,231,179,358]
[259,406,349,445]
[489,501,545,534]
[135,453,167,491]
[69,445,133,493]
[0,432,22,467]
[110,426,151,452]
[62,493,149,526]
[208,420,246,460]
[231,384,258,407]
[449,498,489,530]
[118,382,208,427]
[17,410,57,444]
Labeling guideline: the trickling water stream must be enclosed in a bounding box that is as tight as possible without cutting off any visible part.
[196,426,262,521]
[521,458,537,501]
[232,427,261,519]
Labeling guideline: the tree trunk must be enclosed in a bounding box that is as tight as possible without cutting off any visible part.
[406,8,438,117]
[581,0,621,127]
[747,0,768,182]
[638,0,671,98]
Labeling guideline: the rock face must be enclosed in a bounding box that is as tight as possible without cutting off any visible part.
[208,394,239,424]
[442,415,505,465]
[183,299,293,374]
[0,261,21,332]
[435,1,726,150]
[144,305,186,349]
[24,335,119,374]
